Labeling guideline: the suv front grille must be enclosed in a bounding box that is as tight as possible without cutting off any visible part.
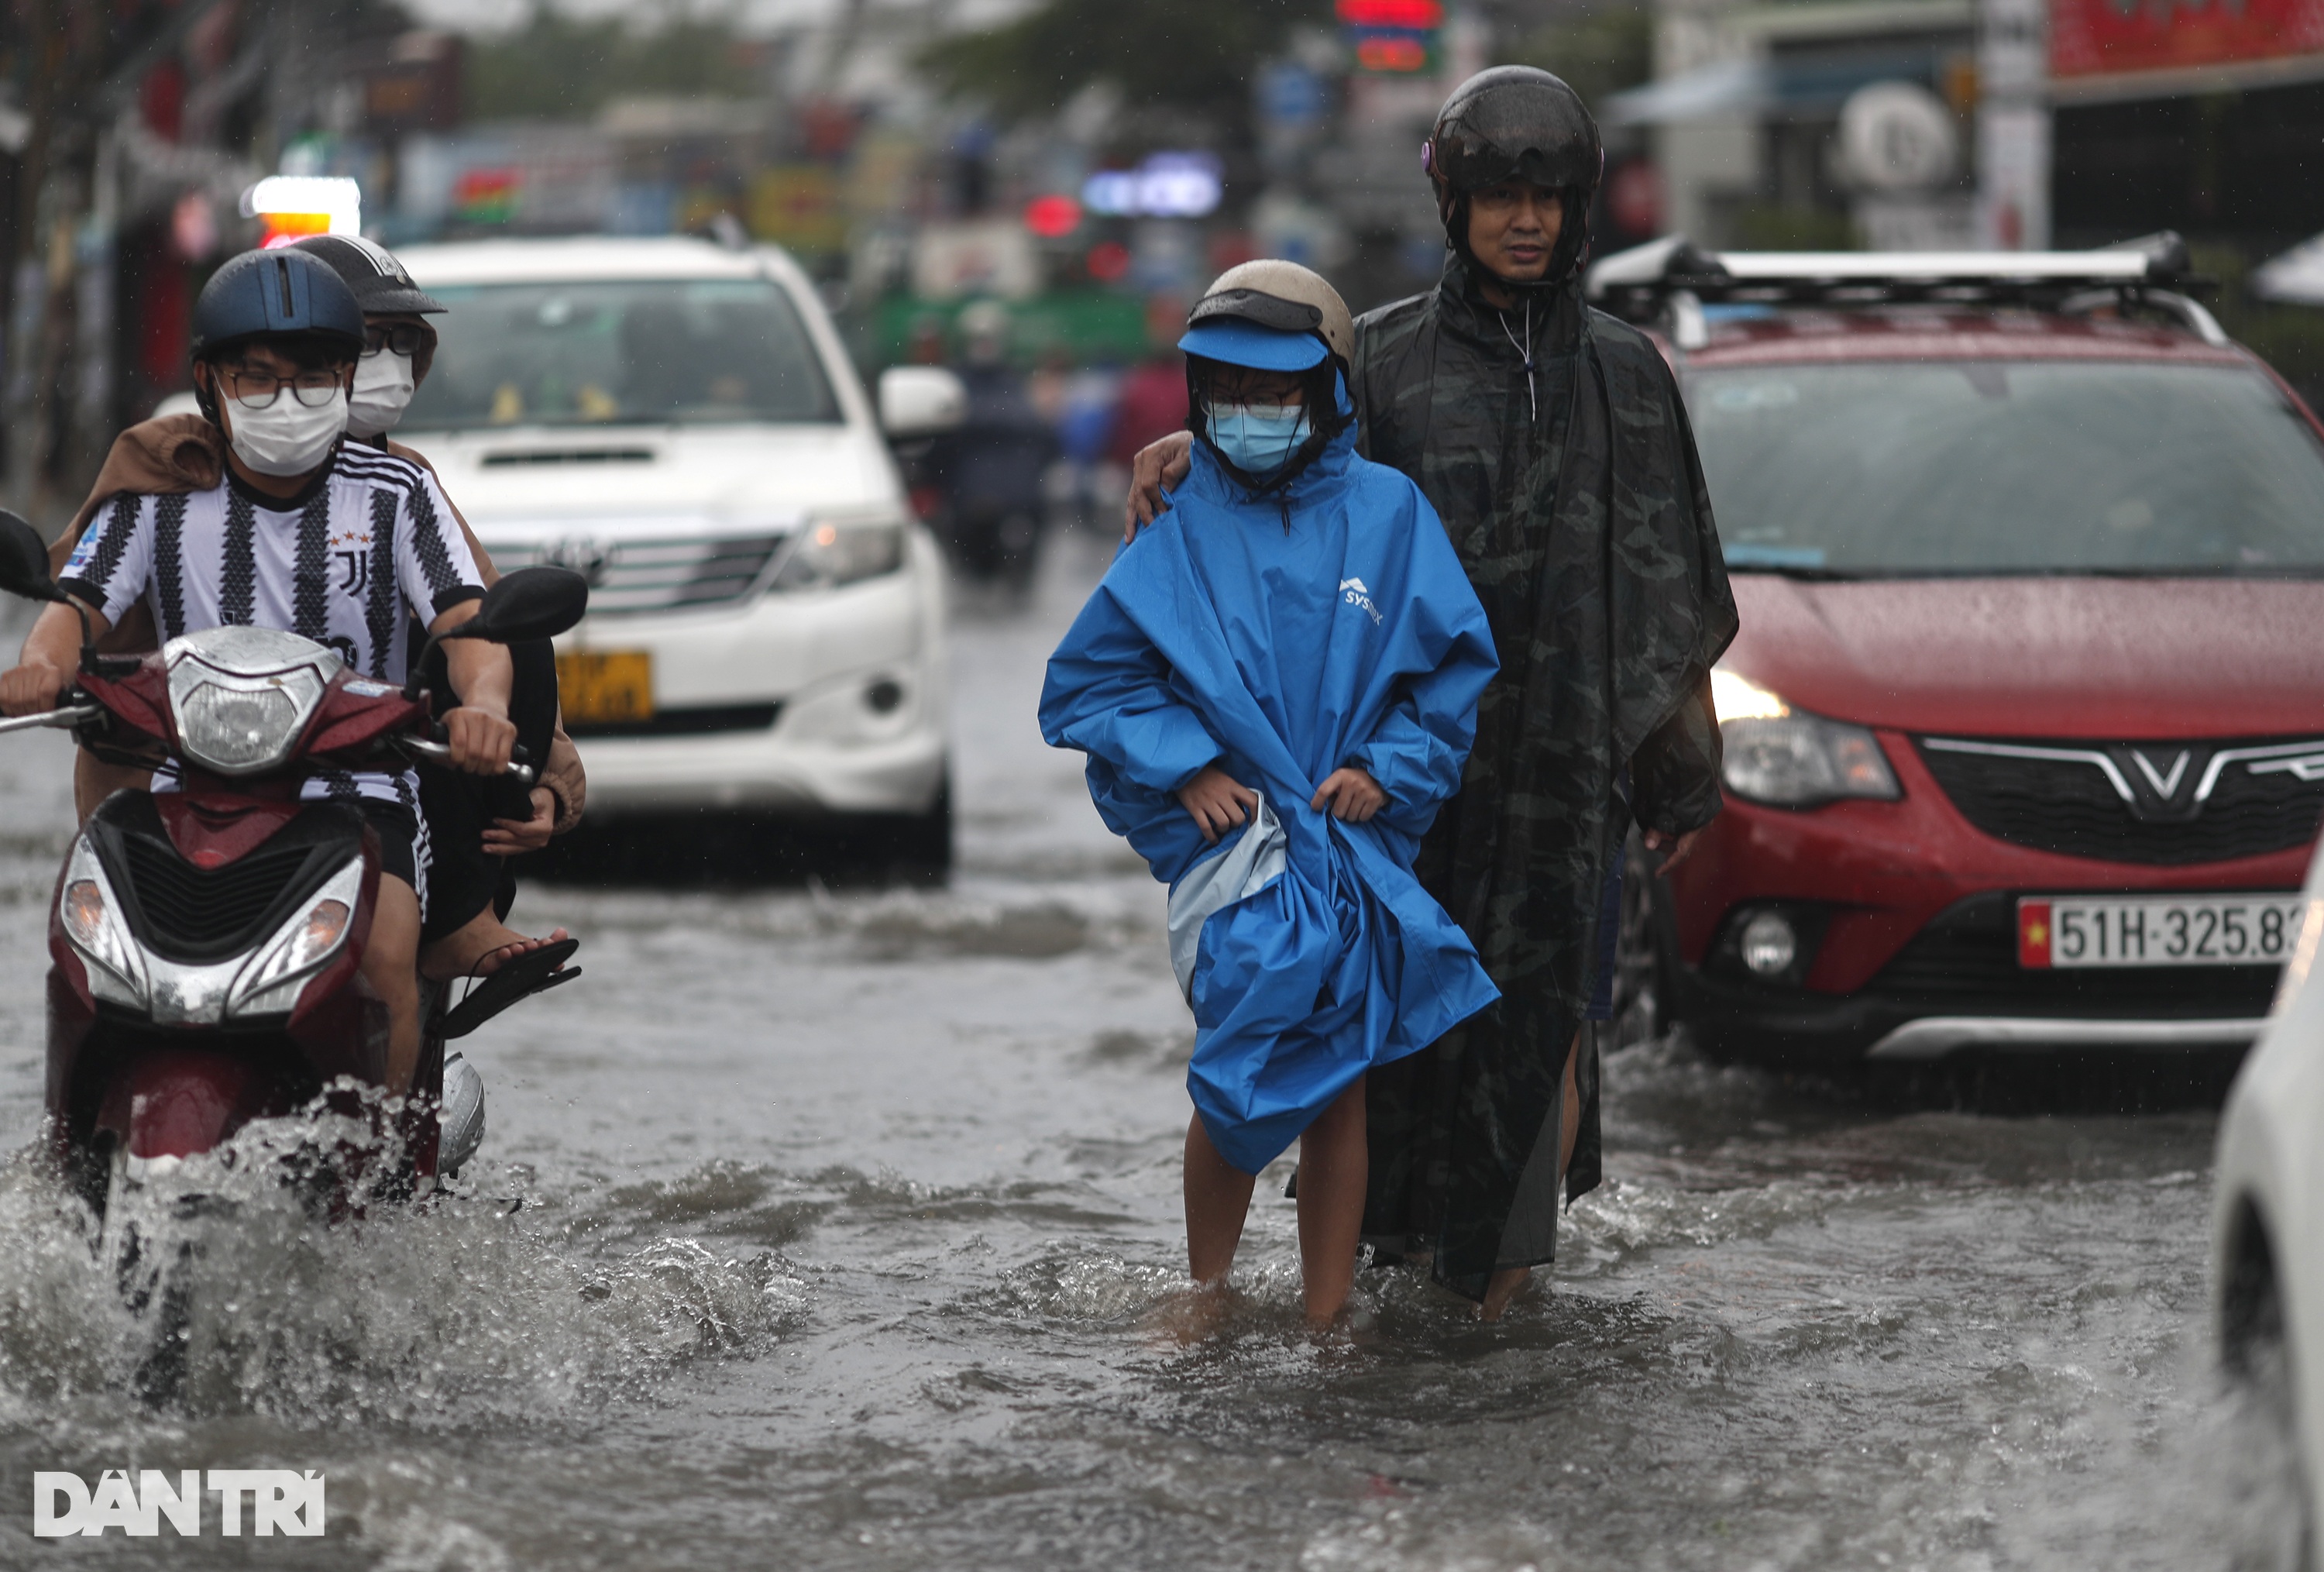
[1918,736,2324,865]
[492,534,787,614]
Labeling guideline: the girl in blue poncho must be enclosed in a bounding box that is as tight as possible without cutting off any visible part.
[1040,262,1500,1324]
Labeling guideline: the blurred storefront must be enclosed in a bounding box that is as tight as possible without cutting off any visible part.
[1622,0,2324,258]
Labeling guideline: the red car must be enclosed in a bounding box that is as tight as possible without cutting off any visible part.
[1590,238,2324,1068]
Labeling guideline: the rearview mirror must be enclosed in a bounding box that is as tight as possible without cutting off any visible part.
[0,511,64,604]
[455,566,590,645]
[878,366,967,439]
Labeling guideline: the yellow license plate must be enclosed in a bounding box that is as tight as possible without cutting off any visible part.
[558,650,653,724]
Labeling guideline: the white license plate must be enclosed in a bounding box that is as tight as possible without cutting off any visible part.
[2018,893,2308,968]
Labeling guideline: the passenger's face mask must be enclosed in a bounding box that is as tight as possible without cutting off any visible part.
[346,349,416,439]
[1205,401,1310,476]
[222,385,349,477]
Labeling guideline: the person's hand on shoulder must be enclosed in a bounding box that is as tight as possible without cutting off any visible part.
[1124,431,1195,541]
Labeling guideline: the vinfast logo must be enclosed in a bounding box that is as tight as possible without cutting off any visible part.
[34,1470,325,1537]
[1340,577,1384,625]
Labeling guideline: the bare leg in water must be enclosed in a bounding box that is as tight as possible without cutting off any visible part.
[1480,1034,1582,1322]
[1184,1076,1370,1326]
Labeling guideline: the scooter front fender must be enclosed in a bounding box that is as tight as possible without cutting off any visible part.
[93,1048,285,1161]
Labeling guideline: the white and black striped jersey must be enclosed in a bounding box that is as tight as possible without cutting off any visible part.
[60,444,484,809]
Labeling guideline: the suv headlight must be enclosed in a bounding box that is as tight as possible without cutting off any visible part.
[772,518,905,591]
[1712,669,1899,808]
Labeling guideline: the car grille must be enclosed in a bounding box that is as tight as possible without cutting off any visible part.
[119,838,323,963]
[564,702,782,740]
[1871,894,2280,1016]
[492,534,787,614]
[1917,736,2324,865]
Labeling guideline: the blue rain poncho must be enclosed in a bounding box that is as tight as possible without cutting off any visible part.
[1040,419,1501,1174]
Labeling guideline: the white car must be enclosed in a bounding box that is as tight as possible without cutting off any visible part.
[394,236,961,862]
[2212,842,2324,1550]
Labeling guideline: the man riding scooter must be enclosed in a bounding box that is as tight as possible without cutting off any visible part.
[2,247,525,1098]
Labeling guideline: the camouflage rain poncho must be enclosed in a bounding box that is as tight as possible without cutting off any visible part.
[1352,260,1737,1299]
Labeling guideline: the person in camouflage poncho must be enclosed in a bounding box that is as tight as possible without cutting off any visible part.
[1128,67,1735,1312]
[1350,255,1734,1308]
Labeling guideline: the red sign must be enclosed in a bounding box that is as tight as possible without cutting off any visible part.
[1336,0,1442,26]
[2018,901,2053,968]
[2051,0,2324,78]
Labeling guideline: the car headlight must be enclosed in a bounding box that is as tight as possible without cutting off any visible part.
[1713,669,1899,808]
[229,856,365,1019]
[57,841,147,1007]
[772,519,905,591]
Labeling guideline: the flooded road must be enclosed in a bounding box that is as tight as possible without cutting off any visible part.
[0,530,2290,1570]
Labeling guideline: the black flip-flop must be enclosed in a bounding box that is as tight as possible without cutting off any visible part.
[442,938,581,1040]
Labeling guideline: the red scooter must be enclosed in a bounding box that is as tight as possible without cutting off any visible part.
[0,512,586,1220]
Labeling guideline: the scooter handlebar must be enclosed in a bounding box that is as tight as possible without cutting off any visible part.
[397,735,538,786]
[0,702,100,738]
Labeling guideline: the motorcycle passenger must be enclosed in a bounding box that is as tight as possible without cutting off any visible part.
[0,248,512,1098]
[287,232,579,993]
[43,236,583,1004]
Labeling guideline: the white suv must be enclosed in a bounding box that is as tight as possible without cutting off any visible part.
[395,236,955,862]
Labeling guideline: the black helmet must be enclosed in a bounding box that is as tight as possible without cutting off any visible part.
[287,233,446,316]
[1423,66,1604,287]
[191,247,366,362]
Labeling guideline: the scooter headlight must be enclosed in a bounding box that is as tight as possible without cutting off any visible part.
[176,681,302,775]
[1713,669,1900,809]
[57,841,147,1007]
[230,857,365,1020]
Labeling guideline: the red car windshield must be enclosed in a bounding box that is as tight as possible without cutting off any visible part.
[1688,360,2324,577]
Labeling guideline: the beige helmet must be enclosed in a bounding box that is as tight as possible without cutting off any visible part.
[1183,260,1355,374]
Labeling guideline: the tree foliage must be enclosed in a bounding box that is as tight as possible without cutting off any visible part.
[920,0,1328,122]
[464,2,762,122]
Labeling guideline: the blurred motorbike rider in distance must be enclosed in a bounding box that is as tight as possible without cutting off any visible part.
[42,235,584,1001]
[0,248,516,1096]
[1122,68,1737,1319]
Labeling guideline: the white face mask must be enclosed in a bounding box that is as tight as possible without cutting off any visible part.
[222,386,349,477]
[346,349,416,439]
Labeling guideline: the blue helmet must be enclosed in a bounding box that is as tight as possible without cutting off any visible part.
[191,247,366,362]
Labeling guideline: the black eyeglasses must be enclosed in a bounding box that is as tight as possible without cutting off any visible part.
[363,322,428,357]
[218,363,349,410]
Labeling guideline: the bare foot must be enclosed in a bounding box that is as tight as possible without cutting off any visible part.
[420,910,572,983]
[1479,1265,1533,1322]
[1142,1282,1236,1347]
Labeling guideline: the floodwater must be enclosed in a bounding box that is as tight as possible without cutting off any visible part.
[0,531,2293,1570]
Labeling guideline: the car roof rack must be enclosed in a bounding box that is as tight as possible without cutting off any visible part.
[1586,232,2226,350]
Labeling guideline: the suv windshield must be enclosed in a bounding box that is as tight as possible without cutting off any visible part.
[1688,361,2324,576]
[402,278,840,429]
